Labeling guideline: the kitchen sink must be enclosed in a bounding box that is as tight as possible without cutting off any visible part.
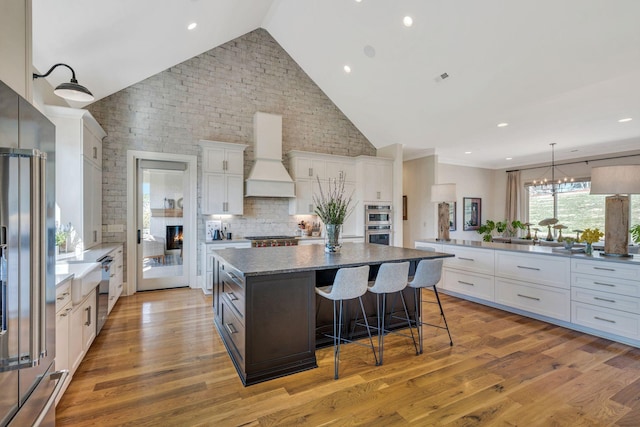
[55,262,102,304]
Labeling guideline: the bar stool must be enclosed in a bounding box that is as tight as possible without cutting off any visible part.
[367,261,416,365]
[315,265,377,379]
[408,258,453,353]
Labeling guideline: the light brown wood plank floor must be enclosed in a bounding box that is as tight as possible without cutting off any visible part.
[56,288,640,426]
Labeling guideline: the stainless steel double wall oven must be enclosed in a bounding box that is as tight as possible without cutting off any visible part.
[365,204,392,245]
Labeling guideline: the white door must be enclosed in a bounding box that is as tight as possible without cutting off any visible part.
[136,159,190,291]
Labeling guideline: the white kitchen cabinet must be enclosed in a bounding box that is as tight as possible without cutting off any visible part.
[495,277,570,321]
[200,140,247,215]
[69,287,97,374]
[287,151,357,217]
[45,105,106,250]
[202,173,244,215]
[55,279,73,405]
[357,156,393,203]
[202,142,245,174]
[108,245,124,314]
[571,258,640,341]
[201,241,251,294]
[82,157,102,247]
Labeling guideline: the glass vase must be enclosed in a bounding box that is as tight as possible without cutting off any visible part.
[585,243,593,256]
[324,224,342,253]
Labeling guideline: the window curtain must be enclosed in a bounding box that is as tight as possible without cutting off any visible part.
[505,170,521,222]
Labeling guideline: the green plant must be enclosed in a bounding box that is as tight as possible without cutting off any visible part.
[313,173,353,225]
[55,230,67,247]
[631,224,640,244]
[477,220,496,242]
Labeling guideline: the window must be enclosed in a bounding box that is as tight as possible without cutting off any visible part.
[527,180,640,236]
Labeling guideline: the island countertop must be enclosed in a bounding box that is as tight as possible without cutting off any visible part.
[211,242,454,276]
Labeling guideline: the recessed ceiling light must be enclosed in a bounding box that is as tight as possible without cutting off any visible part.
[403,16,413,27]
[343,65,352,74]
[505,157,513,160]
[618,117,633,123]
[464,151,472,154]
[187,22,197,30]
[354,0,362,2]
[497,122,509,128]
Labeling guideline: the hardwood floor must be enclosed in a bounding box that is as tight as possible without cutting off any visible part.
[56,288,640,426]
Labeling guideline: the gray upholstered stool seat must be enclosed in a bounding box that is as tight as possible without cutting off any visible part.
[315,265,377,379]
[366,261,416,365]
[408,258,453,352]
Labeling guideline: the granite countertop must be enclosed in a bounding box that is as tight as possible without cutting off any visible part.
[212,242,454,276]
[416,238,640,265]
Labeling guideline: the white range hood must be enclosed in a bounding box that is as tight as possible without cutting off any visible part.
[245,112,295,198]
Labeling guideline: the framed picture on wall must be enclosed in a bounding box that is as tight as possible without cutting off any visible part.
[463,197,481,231]
[403,195,407,220]
[449,202,456,231]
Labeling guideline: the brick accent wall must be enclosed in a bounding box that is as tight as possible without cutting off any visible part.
[88,28,375,277]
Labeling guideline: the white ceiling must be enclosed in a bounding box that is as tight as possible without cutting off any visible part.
[32,0,640,169]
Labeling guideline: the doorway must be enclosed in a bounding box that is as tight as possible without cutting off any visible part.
[127,151,197,293]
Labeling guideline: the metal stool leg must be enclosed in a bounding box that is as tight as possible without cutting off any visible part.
[414,287,423,354]
[399,291,419,355]
[358,296,378,366]
[433,286,453,346]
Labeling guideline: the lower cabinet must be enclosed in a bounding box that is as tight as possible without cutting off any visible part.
[443,268,494,301]
[414,240,640,348]
[108,246,124,314]
[69,288,97,374]
[202,241,251,294]
[214,260,316,385]
[55,279,73,405]
[495,277,570,321]
[571,258,640,341]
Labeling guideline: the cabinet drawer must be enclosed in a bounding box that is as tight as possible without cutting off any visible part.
[220,298,246,367]
[572,273,640,298]
[443,246,494,275]
[221,269,245,321]
[495,278,570,321]
[496,251,570,289]
[571,287,640,315]
[572,259,640,281]
[443,268,494,301]
[572,301,640,340]
[56,281,72,311]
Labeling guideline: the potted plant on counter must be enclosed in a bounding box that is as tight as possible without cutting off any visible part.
[313,172,354,253]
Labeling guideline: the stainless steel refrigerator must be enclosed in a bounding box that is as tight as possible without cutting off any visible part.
[1,81,66,426]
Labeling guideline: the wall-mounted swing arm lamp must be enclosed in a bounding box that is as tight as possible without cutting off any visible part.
[32,63,94,102]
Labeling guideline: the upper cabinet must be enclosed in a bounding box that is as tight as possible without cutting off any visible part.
[200,140,247,215]
[357,156,393,203]
[287,151,359,236]
[45,105,106,250]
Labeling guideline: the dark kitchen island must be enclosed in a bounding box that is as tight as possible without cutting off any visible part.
[211,242,453,386]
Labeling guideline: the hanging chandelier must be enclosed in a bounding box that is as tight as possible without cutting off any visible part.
[528,143,575,195]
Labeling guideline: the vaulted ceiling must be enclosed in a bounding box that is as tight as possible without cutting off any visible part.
[32,0,640,169]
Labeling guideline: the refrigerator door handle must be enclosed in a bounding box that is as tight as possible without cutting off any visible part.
[30,370,69,427]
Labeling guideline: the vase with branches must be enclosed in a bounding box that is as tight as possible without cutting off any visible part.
[313,172,354,253]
